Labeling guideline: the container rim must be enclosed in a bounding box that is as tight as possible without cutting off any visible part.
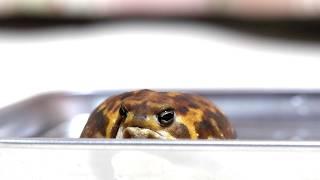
[1,138,320,148]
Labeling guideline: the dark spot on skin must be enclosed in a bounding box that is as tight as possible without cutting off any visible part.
[211,110,236,138]
[203,110,226,130]
[203,109,215,120]
[80,108,108,137]
[214,111,228,127]
[188,102,199,109]
[107,91,135,113]
[119,91,134,100]
[174,94,200,109]
[174,94,190,103]
[94,110,107,136]
[201,109,236,139]
[177,106,189,115]
[169,123,190,138]
[190,95,213,109]
[195,119,219,139]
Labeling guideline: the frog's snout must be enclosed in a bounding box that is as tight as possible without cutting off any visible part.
[122,127,161,139]
[116,114,153,139]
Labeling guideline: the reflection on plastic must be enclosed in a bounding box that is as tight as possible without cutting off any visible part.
[111,151,214,180]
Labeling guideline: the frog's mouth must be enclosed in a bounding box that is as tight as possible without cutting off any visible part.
[115,126,175,140]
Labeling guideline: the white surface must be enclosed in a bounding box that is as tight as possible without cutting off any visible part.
[0,144,320,180]
[111,150,319,180]
[112,151,214,180]
[0,22,320,107]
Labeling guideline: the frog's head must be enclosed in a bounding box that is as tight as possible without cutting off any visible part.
[81,89,236,140]
[116,90,188,139]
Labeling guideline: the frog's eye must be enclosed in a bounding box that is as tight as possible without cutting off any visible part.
[157,109,175,127]
[119,105,128,118]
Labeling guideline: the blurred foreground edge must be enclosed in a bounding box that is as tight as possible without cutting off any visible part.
[0,0,320,20]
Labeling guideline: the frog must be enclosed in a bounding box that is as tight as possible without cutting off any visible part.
[80,89,236,139]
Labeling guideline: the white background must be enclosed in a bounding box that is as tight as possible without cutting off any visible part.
[0,21,320,108]
[1,21,320,180]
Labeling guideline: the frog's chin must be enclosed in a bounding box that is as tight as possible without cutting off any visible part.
[116,126,175,140]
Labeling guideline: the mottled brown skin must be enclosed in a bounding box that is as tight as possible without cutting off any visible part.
[80,89,236,139]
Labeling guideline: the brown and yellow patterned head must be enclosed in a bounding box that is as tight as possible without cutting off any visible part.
[80,89,236,139]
